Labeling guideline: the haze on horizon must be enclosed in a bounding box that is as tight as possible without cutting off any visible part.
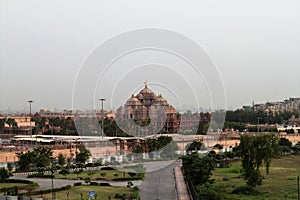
[0,0,299,113]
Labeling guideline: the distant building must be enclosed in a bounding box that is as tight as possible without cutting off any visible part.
[117,83,179,133]
[39,109,74,119]
[0,116,35,128]
[288,115,300,126]
[252,97,300,114]
[0,116,35,135]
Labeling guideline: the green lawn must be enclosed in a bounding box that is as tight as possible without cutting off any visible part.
[212,155,300,199]
[32,186,136,200]
[0,183,30,188]
[55,169,144,181]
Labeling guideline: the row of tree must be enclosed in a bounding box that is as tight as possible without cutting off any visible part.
[225,109,298,124]
[16,145,91,172]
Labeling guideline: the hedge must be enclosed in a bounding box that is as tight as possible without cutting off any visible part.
[27,173,54,178]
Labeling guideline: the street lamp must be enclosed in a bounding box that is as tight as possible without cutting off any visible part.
[28,100,33,137]
[51,159,56,200]
[99,98,106,139]
[257,117,261,133]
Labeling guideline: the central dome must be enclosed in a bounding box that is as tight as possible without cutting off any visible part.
[137,84,157,101]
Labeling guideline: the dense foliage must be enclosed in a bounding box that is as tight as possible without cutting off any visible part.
[16,146,53,171]
[182,153,215,186]
[239,134,280,188]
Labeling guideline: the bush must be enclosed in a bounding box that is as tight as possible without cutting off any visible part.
[231,186,260,195]
[196,185,229,200]
[74,182,82,186]
[28,185,71,196]
[99,182,111,186]
[84,177,91,183]
[90,182,99,186]
[127,181,134,188]
[27,173,54,178]
[112,177,142,181]
[85,163,94,167]
[128,172,136,177]
[100,172,106,177]
[114,193,126,200]
[7,179,34,184]
[101,166,115,170]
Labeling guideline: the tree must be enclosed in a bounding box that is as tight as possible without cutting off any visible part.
[16,151,35,171]
[35,147,53,168]
[186,140,203,152]
[146,136,173,152]
[239,134,280,189]
[58,154,66,166]
[181,153,215,186]
[59,168,70,179]
[75,145,91,164]
[0,167,12,181]
[16,147,53,171]
[133,145,144,153]
[279,138,292,154]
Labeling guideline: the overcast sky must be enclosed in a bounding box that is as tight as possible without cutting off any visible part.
[0,0,299,113]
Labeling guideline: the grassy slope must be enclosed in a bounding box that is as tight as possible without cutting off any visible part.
[212,155,300,200]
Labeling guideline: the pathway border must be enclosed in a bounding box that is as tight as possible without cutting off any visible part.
[174,165,191,200]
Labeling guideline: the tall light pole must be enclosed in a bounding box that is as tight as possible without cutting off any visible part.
[257,117,261,133]
[99,98,106,139]
[28,100,33,137]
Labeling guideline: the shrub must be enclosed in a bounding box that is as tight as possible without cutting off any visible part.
[128,172,136,177]
[27,173,54,178]
[100,172,106,177]
[74,182,82,186]
[90,182,99,186]
[84,177,91,183]
[114,193,126,200]
[231,186,260,195]
[101,166,115,170]
[196,185,228,200]
[99,182,111,186]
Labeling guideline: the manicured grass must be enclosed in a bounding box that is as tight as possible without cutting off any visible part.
[32,186,136,200]
[0,183,30,188]
[55,169,144,181]
[212,155,300,199]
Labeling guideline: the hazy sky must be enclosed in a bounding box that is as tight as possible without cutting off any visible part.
[0,0,299,113]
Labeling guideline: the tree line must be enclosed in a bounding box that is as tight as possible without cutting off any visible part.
[181,133,282,199]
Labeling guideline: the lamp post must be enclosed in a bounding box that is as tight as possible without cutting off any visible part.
[28,100,33,137]
[257,117,261,133]
[51,159,56,200]
[99,98,106,139]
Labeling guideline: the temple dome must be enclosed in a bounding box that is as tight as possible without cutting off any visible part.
[137,85,157,100]
[125,94,142,106]
[153,94,168,105]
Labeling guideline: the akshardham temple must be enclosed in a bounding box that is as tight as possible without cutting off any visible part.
[117,83,179,132]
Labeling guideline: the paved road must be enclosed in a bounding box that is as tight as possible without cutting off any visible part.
[139,161,180,200]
